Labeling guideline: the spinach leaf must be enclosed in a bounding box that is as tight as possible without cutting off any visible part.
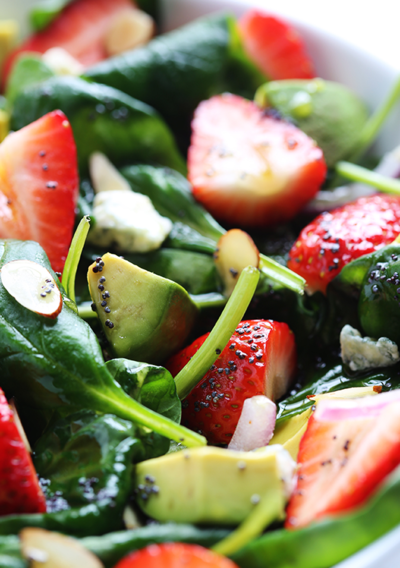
[276,361,400,424]
[107,358,181,459]
[29,0,70,31]
[0,239,204,448]
[5,55,55,106]
[120,165,224,254]
[232,465,400,568]
[84,13,265,141]
[82,524,230,568]
[0,537,25,568]
[10,77,185,174]
[107,359,181,424]
[84,247,217,295]
[0,412,141,537]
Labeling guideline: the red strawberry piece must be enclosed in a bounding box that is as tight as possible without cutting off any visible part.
[166,320,297,445]
[113,542,239,568]
[238,9,316,81]
[2,0,136,84]
[0,110,79,274]
[188,94,326,228]
[0,388,46,515]
[286,393,400,529]
[287,194,400,294]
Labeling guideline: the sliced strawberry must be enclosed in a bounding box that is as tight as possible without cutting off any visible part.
[287,194,400,294]
[0,110,79,274]
[2,0,136,84]
[113,543,239,568]
[238,9,316,81]
[286,393,400,529]
[166,320,297,445]
[188,94,326,228]
[0,388,46,515]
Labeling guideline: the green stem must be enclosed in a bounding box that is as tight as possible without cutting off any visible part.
[336,161,400,195]
[259,253,305,295]
[191,292,227,310]
[106,390,206,448]
[212,489,284,557]
[351,74,400,161]
[62,216,91,303]
[174,266,260,400]
[78,301,98,319]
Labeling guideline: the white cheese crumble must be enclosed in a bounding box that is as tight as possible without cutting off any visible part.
[87,190,172,253]
[42,47,84,76]
[340,324,400,372]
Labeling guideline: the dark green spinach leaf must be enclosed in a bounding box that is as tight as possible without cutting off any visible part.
[84,247,217,295]
[0,239,204,448]
[120,165,224,254]
[107,358,181,459]
[10,77,185,174]
[0,412,141,537]
[84,13,265,141]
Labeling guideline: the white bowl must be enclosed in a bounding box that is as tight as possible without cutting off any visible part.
[2,0,400,566]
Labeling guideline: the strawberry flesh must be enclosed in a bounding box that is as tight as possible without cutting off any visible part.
[0,110,79,274]
[0,389,46,516]
[166,320,297,445]
[286,394,400,529]
[188,94,326,228]
[238,9,316,80]
[287,194,400,294]
[113,542,239,568]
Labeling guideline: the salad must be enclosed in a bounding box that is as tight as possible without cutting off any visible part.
[1,0,400,567]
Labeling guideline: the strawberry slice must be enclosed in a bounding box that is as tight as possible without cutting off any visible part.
[0,388,46,515]
[287,194,400,294]
[166,320,297,445]
[0,110,79,274]
[238,9,316,81]
[286,392,400,529]
[113,543,239,568]
[188,94,326,228]
[2,0,136,84]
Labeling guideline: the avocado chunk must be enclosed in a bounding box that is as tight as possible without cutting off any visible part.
[134,445,295,525]
[87,252,197,364]
[255,78,368,167]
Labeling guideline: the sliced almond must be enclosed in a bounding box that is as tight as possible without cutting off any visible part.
[10,399,32,453]
[214,229,260,296]
[1,260,62,319]
[89,152,132,194]
[20,528,104,568]
[123,505,142,530]
[104,8,155,57]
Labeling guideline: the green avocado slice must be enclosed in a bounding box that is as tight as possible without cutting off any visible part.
[88,253,198,364]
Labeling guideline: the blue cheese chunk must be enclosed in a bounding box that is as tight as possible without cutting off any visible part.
[87,190,172,253]
[340,325,400,372]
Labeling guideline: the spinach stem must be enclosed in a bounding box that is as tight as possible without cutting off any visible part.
[191,292,227,310]
[351,74,400,161]
[174,266,260,400]
[62,216,91,303]
[78,302,98,319]
[212,489,284,557]
[108,390,206,448]
[336,161,400,195]
[259,253,305,295]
